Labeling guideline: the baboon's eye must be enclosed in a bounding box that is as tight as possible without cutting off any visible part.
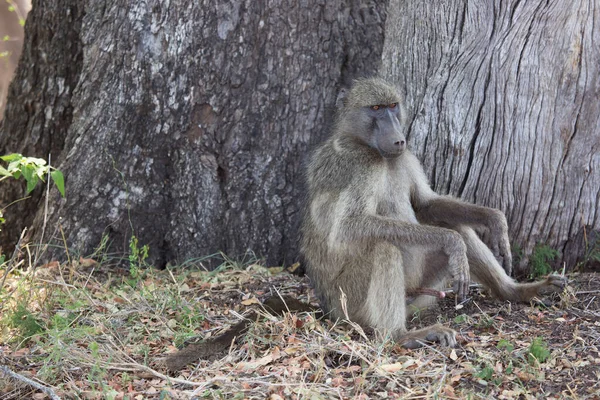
[371,105,380,111]
[389,103,397,109]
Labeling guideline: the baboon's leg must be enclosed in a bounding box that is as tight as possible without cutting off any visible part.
[359,243,456,348]
[395,323,457,349]
[403,249,451,311]
[457,226,566,301]
[355,242,407,330]
[327,258,373,325]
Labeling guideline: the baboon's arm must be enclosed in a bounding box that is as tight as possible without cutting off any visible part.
[406,154,512,275]
[333,214,470,299]
[415,197,503,229]
[415,197,512,275]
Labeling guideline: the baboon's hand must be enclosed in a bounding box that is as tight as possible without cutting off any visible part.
[489,211,512,276]
[446,233,470,301]
[452,272,470,302]
[448,257,469,301]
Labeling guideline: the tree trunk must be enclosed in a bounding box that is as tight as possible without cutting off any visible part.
[3,0,597,273]
[0,0,388,267]
[0,0,83,254]
[0,0,30,119]
[382,0,600,272]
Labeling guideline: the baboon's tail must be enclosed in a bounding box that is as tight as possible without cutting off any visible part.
[164,296,321,371]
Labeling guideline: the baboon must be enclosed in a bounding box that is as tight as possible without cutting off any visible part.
[163,77,567,371]
[301,77,566,348]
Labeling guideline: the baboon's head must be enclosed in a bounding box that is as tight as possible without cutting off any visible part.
[336,78,407,159]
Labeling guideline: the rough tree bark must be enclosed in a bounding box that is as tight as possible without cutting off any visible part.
[0,0,30,119]
[382,0,600,272]
[2,0,597,272]
[0,0,388,267]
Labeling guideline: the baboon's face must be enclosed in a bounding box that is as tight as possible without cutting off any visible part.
[364,102,406,158]
[340,78,408,159]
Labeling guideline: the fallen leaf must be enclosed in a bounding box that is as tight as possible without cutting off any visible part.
[179,283,191,292]
[39,260,60,269]
[331,377,345,387]
[79,257,98,267]
[378,358,416,373]
[287,262,301,273]
[443,385,455,397]
[241,297,260,306]
[9,347,30,357]
[287,334,301,344]
[449,349,458,361]
[515,370,535,381]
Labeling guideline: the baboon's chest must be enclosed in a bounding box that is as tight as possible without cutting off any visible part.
[371,167,417,223]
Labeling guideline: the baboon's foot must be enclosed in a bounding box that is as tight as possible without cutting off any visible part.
[511,274,568,302]
[423,325,457,347]
[537,274,568,296]
[399,324,456,349]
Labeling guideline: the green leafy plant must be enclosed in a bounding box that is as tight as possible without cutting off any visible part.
[172,304,206,347]
[496,339,514,353]
[529,244,559,278]
[87,341,109,390]
[475,314,495,330]
[504,360,514,374]
[5,0,26,27]
[0,153,65,196]
[7,303,44,342]
[0,153,65,241]
[127,235,149,287]
[528,337,550,365]
[476,364,494,381]
[0,153,66,273]
[492,340,519,377]
[476,363,503,386]
[454,314,471,324]
[577,229,600,270]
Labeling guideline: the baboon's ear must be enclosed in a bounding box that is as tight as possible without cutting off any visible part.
[336,88,348,109]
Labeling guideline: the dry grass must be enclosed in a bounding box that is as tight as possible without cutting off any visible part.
[1,253,600,399]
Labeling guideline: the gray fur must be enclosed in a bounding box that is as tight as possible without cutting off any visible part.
[301,77,566,347]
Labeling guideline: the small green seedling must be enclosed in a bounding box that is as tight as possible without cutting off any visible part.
[0,153,65,196]
[528,337,550,365]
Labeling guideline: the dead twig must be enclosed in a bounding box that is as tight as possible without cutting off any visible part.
[0,364,61,400]
[80,360,203,387]
[576,290,600,295]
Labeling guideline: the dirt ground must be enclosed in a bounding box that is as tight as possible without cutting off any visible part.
[1,262,599,399]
